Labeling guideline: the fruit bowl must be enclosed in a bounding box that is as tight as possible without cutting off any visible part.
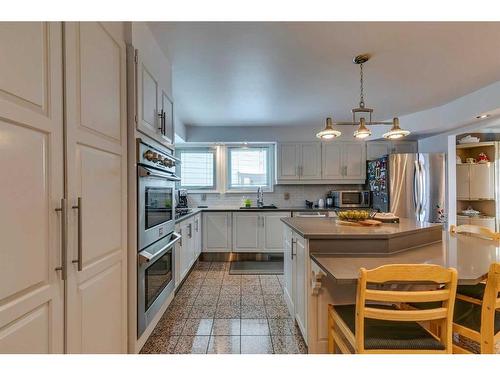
[336,210,372,221]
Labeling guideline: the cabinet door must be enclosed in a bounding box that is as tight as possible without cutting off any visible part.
[456,164,470,200]
[277,143,300,180]
[469,163,495,200]
[179,220,193,281]
[232,212,260,252]
[261,212,291,252]
[456,216,470,226]
[470,216,496,231]
[160,89,174,145]
[300,143,322,179]
[321,142,343,179]
[203,212,232,252]
[367,141,390,160]
[174,223,182,287]
[391,141,418,154]
[64,22,127,353]
[294,236,307,338]
[0,22,64,354]
[136,52,159,138]
[342,142,366,180]
[283,226,295,316]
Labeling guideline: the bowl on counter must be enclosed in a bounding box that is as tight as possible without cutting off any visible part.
[336,210,373,221]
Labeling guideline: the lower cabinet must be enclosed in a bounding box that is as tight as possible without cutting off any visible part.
[175,213,202,287]
[232,211,291,252]
[203,212,232,252]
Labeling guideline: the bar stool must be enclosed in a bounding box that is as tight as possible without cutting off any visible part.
[327,264,458,354]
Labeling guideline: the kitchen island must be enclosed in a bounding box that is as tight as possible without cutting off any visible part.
[280,216,448,353]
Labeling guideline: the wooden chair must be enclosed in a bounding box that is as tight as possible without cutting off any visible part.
[327,264,458,354]
[449,224,500,240]
[448,263,500,354]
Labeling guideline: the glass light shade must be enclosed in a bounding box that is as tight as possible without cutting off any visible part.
[383,117,410,140]
[316,117,341,140]
[353,117,371,139]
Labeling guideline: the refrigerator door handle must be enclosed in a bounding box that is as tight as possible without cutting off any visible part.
[418,159,426,221]
[413,160,420,219]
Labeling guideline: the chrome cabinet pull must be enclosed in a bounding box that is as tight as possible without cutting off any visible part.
[72,197,83,271]
[55,198,67,280]
[179,229,183,247]
[291,238,296,260]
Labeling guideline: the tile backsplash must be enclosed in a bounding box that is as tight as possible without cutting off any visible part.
[186,184,364,208]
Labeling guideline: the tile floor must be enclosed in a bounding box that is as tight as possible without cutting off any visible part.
[140,261,307,354]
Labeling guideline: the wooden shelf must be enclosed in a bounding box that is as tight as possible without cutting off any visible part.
[456,141,496,149]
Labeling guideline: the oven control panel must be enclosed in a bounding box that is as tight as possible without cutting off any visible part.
[138,139,178,172]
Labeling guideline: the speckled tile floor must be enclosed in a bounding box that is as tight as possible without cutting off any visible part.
[140,261,307,354]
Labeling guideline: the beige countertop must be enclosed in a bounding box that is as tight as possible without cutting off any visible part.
[311,232,499,285]
[280,217,442,240]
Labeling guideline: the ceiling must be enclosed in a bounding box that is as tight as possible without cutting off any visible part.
[149,22,500,133]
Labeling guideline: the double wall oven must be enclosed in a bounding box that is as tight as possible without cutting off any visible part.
[137,139,181,336]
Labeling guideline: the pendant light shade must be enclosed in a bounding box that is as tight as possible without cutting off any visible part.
[316,117,341,140]
[353,117,371,139]
[382,117,410,140]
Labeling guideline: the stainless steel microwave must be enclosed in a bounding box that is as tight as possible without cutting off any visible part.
[331,190,371,208]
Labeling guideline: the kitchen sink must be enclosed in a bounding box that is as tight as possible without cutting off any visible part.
[240,204,278,209]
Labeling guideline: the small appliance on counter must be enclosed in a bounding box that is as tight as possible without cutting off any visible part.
[331,190,371,209]
[177,188,188,208]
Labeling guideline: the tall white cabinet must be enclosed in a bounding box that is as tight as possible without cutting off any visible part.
[0,22,128,354]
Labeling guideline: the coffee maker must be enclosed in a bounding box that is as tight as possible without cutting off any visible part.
[177,189,188,208]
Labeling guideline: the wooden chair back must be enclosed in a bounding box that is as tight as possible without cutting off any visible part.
[479,263,500,353]
[356,264,458,353]
[450,224,500,240]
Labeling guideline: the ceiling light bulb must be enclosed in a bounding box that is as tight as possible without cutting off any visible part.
[476,114,490,119]
[353,117,371,139]
[383,117,410,140]
[316,117,341,140]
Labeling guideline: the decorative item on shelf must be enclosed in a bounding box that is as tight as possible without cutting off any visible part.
[465,157,476,164]
[460,206,480,217]
[456,155,462,164]
[317,53,410,141]
[458,135,480,144]
[477,152,489,163]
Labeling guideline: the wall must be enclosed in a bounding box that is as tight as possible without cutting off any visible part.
[186,183,364,209]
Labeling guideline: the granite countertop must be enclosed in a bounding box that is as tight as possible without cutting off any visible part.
[310,231,498,285]
[280,217,442,240]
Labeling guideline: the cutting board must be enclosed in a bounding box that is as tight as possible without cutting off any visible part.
[337,219,382,227]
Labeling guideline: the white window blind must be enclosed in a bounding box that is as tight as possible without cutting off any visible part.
[227,146,272,190]
[177,148,216,190]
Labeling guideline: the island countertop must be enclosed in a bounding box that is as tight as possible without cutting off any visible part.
[310,232,499,285]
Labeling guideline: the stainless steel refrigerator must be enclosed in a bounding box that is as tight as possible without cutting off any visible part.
[367,153,446,223]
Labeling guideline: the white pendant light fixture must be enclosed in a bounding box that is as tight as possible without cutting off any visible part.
[382,117,410,140]
[316,117,341,139]
[318,54,410,141]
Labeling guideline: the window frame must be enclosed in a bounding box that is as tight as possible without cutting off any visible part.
[225,144,274,193]
[175,146,218,192]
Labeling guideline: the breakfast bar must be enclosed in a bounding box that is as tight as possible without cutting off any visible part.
[280,216,498,353]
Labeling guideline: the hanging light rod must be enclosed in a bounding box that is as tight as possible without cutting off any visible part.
[316,53,411,140]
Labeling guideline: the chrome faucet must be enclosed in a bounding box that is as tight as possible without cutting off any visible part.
[257,186,264,208]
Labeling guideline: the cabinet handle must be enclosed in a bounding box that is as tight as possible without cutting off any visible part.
[157,110,165,134]
[188,223,193,238]
[54,198,67,280]
[195,219,199,232]
[179,229,183,247]
[291,238,297,260]
[71,197,83,271]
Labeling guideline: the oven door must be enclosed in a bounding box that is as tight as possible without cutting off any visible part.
[138,165,179,250]
[137,232,181,336]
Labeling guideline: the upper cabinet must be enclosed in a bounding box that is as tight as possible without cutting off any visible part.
[128,23,174,148]
[277,141,366,184]
[456,163,495,200]
[366,140,418,160]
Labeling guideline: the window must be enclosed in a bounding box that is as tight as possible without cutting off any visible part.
[227,145,273,191]
[176,148,216,190]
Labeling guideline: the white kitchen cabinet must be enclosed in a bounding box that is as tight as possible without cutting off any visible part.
[321,142,343,179]
[232,211,291,252]
[0,22,128,354]
[456,163,495,200]
[294,235,308,339]
[470,163,495,200]
[232,212,260,251]
[456,164,470,200]
[277,142,321,182]
[178,218,194,281]
[457,215,496,231]
[366,140,418,160]
[283,226,295,315]
[130,24,174,148]
[342,142,366,180]
[300,143,322,180]
[456,215,470,226]
[203,212,232,252]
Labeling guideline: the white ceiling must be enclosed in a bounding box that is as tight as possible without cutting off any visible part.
[149,22,500,134]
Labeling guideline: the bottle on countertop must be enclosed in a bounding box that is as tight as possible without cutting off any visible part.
[318,198,325,208]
